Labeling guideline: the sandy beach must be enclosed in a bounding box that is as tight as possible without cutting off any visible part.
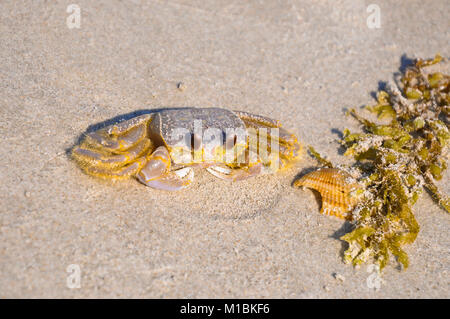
[0,0,449,298]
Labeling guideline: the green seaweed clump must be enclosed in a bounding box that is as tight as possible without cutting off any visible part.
[312,55,449,270]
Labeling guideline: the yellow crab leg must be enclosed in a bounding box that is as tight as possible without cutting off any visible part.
[277,127,299,148]
[235,111,300,159]
[85,122,148,152]
[105,114,152,136]
[242,119,298,148]
[245,124,301,169]
[83,158,147,180]
[72,138,152,170]
[233,110,282,128]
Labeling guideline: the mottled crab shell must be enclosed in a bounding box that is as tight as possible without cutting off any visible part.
[148,108,248,164]
[295,168,361,220]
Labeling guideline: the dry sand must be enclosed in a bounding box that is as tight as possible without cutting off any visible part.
[0,0,449,298]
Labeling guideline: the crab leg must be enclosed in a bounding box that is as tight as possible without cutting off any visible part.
[277,127,299,148]
[235,110,297,142]
[83,158,147,179]
[234,110,298,164]
[233,110,281,128]
[244,119,301,167]
[142,167,194,191]
[206,150,264,181]
[72,138,152,169]
[72,114,154,179]
[279,142,301,160]
[105,114,152,136]
[241,118,298,148]
[137,146,194,191]
[207,163,263,181]
[85,123,148,152]
[84,114,152,152]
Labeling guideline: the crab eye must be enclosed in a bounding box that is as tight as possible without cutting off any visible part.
[191,133,202,150]
[225,134,238,149]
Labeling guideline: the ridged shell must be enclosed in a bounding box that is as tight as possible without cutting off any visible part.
[295,168,361,220]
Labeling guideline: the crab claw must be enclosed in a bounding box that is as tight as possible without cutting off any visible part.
[137,146,194,191]
[142,167,194,191]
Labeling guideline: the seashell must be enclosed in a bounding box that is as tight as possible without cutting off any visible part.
[294,168,361,220]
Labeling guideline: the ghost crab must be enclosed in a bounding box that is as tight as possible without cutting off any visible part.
[72,107,301,190]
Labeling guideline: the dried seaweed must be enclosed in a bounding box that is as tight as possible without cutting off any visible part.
[312,55,449,270]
